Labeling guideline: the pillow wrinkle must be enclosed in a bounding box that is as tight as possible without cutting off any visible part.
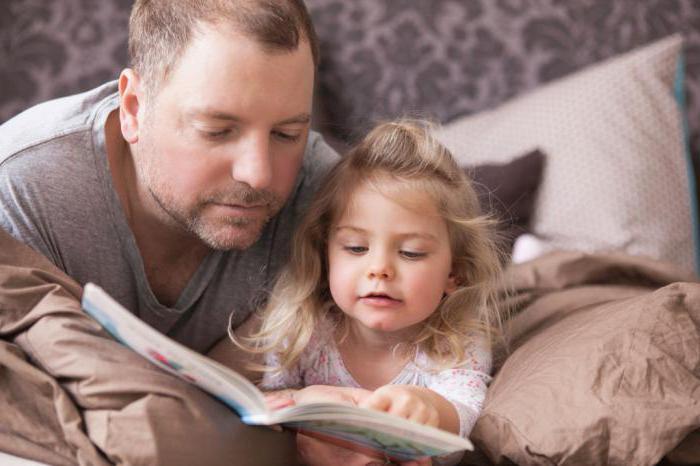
[473,253,700,466]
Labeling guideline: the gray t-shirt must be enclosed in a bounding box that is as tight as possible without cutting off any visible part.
[0,81,338,353]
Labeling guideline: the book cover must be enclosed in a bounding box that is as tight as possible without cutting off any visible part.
[81,283,473,461]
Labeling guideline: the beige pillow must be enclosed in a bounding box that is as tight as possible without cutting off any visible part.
[436,35,696,276]
[471,253,700,465]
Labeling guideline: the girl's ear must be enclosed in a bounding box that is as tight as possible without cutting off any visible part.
[444,273,458,295]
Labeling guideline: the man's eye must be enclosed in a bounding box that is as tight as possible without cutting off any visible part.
[343,246,367,254]
[400,250,427,260]
[272,130,301,142]
[200,129,231,139]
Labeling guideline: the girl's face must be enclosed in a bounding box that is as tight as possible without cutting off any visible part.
[327,181,456,338]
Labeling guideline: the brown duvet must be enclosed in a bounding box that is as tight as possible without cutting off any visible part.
[0,227,698,466]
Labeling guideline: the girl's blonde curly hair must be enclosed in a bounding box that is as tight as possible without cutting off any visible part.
[235,119,506,373]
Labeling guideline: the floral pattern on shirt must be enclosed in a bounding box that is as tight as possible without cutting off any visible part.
[261,318,492,438]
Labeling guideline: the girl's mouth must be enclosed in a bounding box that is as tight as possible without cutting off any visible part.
[360,293,402,307]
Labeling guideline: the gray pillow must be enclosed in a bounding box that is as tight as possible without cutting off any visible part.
[465,150,545,253]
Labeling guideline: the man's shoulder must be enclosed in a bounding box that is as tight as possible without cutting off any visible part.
[0,81,118,167]
[0,82,119,261]
[297,131,340,195]
[302,131,340,174]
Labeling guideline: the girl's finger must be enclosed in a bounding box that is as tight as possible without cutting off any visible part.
[406,405,429,424]
[265,393,295,410]
[426,409,440,427]
[386,396,415,419]
[361,392,393,412]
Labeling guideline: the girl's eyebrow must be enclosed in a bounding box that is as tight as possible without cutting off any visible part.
[334,225,366,234]
[398,232,439,242]
[334,226,438,242]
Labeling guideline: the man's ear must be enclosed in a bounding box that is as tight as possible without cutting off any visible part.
[118,69,143,144]
[444,273,458,295]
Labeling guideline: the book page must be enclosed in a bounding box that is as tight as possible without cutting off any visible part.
[264,403,473,460]
[82,284,473,460]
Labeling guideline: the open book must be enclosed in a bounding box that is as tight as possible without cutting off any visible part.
[81,283,473,462]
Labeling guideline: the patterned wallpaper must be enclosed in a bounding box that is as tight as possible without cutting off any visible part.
[307,0,700,156]
[1,0,699,162]
[0,0,131,120]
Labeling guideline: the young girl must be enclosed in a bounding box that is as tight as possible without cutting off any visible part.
[225,119,504,464]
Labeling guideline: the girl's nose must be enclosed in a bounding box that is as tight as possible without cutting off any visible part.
[367,262,395,280]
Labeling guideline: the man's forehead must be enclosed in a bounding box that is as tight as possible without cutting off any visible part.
[158,26,315,126]
[190,21,312,62]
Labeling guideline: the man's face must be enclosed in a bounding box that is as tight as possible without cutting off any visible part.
[132,25,315,250]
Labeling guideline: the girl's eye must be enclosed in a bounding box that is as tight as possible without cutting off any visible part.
[400,250,427,260]
[272,130,301,143]
[343,246,367,254]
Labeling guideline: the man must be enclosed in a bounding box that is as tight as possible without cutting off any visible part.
[0,0,337,464]
[0,0,334,351]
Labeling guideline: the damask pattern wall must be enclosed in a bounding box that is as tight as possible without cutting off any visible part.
[1,0,699,161]
[309,1,700,148]
[0,0,131,120]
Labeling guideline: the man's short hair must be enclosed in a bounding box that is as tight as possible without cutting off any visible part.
[128,0,320,95]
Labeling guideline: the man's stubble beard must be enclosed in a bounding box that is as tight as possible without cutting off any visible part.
[134,132,284,251]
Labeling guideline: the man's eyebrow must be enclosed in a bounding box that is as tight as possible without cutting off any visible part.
[188,108,241,121]
[276,113,311,125]
[187,108,311,125]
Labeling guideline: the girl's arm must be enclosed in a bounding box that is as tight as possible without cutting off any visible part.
[266,384,373,410]
[293,384,372,405]
[426,334,493,438]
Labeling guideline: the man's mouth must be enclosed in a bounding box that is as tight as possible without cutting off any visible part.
[213,201,266,208]
[211,202,267,215]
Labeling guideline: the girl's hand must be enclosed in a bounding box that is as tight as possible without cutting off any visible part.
[263,389,297,432]
[293,384,372,406]
[360,385,440,428]
[264,389,297,410]
[361,385,461,435]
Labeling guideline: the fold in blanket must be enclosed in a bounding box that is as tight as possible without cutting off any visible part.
[0,229,298,466]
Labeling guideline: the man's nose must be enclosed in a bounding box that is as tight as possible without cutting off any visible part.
[230,133,272,190]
